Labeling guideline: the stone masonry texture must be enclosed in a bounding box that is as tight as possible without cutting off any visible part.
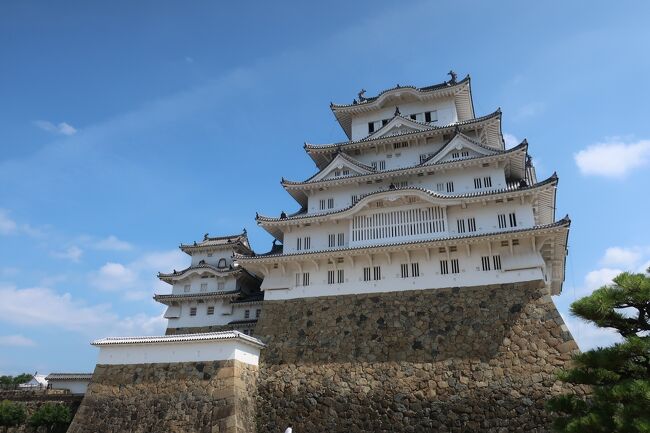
[254,282,582,433]
[67,359,258,433]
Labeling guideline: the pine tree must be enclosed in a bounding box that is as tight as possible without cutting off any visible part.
[0,400,26,433]
[547,270,650,432]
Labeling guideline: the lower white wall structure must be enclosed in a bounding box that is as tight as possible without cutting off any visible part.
[93,331,265,366]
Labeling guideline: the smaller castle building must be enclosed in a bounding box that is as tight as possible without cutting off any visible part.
[154,231,263,335]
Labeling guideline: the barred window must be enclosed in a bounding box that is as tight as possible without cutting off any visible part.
[400,263,409,278]
[337,233,345,246]
[245,309,250,319]
[363,267,371,281]
[509,212,517,227]
[352,195,359,205]
[446,181,454,193]
[481,256,491,271]
[373,266,381,280]
[327,270,335,284]
[411,262,420,277]
[493,255,502,270]
[304,237,311,250]
[498,214,507,228]
[467,217,477,232]
[296,237,302,250]
[337,269,344,283]
[457,219,466,233]
[328,198,334,209]
[451,259,460,274]
[440,260,449,275]
[319,199,326,210]
[483,176,492,187]
[207,306,214,315]
[302,273,310,286]
[474,178,482,189]
[190,307,197,316]
[328,234,336,247]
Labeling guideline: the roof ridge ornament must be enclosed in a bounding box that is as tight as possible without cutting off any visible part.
[204,233,209,241]
[357,89,366,102]
[447,70,457,84]
[394,106,401,116]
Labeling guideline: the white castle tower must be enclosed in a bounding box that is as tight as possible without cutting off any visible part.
[236,73,569,300]
[154,231,264,335]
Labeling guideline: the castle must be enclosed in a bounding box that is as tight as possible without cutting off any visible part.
[67,73,580,433]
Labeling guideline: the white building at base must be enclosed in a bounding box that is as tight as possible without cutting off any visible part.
[236,73,569,301]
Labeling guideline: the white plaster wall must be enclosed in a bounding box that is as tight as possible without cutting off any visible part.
[171,274,238,295]
[50,380,89,395]
[190,249,233,267]
[96,340,260,366]
[166,298,234,328]
[285,198,535,254]
[350,98,458,141]
[261,241,546,299]
[306,165,508,214]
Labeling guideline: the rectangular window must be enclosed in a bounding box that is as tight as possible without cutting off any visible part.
[295,273,301,286]
[425,111,436,122]
[337,269,344,283]
[411,262,420,277]
[483,176,492,187]
[410,114,417,120]
[451,259,460,274]
[200,283,208,292]
[457,219,466,233]
[256,309,261,318]
[498,214,507,229]
[302,273,310,286]
[373,160,386,170]
[328,234,336,247]
[245,309,250,319]
[373,266,381,280]
[363,267,371,282]
[217,282,225,291]
[452,152,460,159]
[440,260,449,275]
[327,270,335,284]
[296,237,302,250]
[467,217,477,232]
[400,263,409,278]
[461,150,470,157]
[190,307,197,316]
[319,199,326,210]
[334,170,340,177]
[474,178,482,189]
[328,198,334,209]
[304,236,311,250]
[337,233,345,246]
[481,256,491,271]
[509,212,517,227]
[398,180,408,188]
[368,122,375,134]
[493,255,502,270]
[436,183,445,192]
[446,181,454,193]
[184,284,191,293]
[352,195,359,205]
[207,306,214,315]
[342,169,350,176]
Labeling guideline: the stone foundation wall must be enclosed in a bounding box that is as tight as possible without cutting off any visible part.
[0,390,82,433]
[255,282,582,433]
[67,360,258,433]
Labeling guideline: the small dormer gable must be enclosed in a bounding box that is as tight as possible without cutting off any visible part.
[367,116,430,140]
[308,152,375,183]
[420,132,502,165]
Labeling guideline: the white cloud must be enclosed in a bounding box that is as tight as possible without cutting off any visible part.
[562,313,623,351]
[0,334,36,347]
[503,133,520,149]
[581,267,621,296]
[51,245,83,263]
[93,235,133,251]
[0,209,18,235]
[0,284,166,337]
[93,262,137,291]
[33,120,78,136]
[600,246,643,269]
[574,138,650,178]
[90,249,186,295]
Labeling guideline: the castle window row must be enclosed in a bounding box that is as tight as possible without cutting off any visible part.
[473,176,493,189]
[296,236,311,251]
[182,281,228,293]
[367,110,438,134]
[319,198,335,210]
[400,262,420,278]
[497,212,517,229]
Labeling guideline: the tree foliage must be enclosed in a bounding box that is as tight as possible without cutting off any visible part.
[28,403,71,433]
[0,400,26,432]
[547,270,650,433]
[0,374,34,390]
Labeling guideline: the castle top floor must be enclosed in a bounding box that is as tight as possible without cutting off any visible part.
[330,73,474,141]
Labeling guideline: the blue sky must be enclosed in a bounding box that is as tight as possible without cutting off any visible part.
[1,1,650,375]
